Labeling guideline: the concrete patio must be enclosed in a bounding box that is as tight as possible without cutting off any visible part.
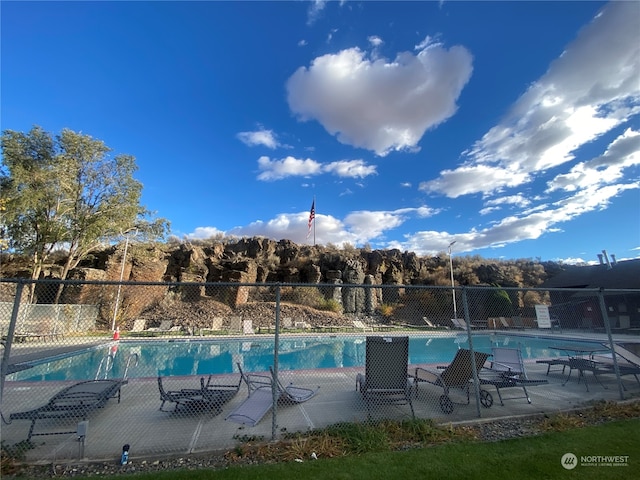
[1,330,639,465]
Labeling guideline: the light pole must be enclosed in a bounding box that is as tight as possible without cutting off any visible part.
[448,241,457,320]
[111,228,137,333]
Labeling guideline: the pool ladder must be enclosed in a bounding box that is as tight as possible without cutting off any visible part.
[95,352,139,380]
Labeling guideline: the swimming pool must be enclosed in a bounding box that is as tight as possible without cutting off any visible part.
[9,334,605,382]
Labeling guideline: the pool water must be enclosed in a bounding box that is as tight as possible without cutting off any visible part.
[9,334,604,382]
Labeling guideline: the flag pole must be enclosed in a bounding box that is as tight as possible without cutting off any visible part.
[307,196,316,246]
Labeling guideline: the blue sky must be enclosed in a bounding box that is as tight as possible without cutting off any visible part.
[2,1,639,264]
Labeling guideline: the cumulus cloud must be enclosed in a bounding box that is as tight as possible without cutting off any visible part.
[257,156,377,181]
[286,37,473,156]
[257,156,323,180]
[187,206,437,247]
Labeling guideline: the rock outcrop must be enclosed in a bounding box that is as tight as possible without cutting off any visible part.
[1,237,557,328]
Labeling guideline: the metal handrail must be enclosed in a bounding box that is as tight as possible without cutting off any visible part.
[95,354,115,380]
[123,353,139,380]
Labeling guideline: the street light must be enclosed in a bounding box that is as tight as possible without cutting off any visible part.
[448,241,457,320]
[111,228,137,333]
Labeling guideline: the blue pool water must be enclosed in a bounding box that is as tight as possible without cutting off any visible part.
[9,334,604,382]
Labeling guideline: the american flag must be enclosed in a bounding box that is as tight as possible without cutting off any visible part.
[307,200,315,238]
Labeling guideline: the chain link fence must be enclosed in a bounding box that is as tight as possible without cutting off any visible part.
[1,278,639,463]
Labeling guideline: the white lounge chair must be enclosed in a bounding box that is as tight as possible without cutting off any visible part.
[353,320,374,332]
[480,347,548,405]
[225,364,319,427]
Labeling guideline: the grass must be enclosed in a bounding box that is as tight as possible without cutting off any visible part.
[11,417,637,480]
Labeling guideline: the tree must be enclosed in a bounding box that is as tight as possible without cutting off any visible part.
[1,126,169,302]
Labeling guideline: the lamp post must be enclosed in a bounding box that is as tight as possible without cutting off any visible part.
[448,241,457,320]
[111,228,137,333]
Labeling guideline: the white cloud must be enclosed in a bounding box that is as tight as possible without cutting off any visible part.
[546,128,640,192]
[237,128,279,149]
[286,40,473,156]
[187,206,436,247]
[257,156,323,181]
[307,0,327,25]
[420,164,529,198]
[257,156,377,181]
[485,194,532,208]
[368,35,383,47]
[402,181,640,256]
[322,159,377,178]
[185,226,225,240]
[421,1,640,198]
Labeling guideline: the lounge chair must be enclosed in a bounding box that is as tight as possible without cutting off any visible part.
[450,317,484,330]
[561,357,609,392]
[414,348,491,413]
[356,336,415,419]
[131,319,147,333]
[228,316,242,333]
[511,316,525,330]
[398,317,443,330]
[594,343,640,388]
[535,357,571,376]
[157,376,207,412]
[225,363,319,427]
[423,317,443,329]
[353,320,374,332]
[282,317,293,330]
[479,347,548,405]
[147,320,182,335]
[243,319,255,335]
[9,379,128,441]
[200,317,224,336]
[201,373,243,410]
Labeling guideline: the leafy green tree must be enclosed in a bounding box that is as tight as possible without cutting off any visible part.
[1,126,169,301]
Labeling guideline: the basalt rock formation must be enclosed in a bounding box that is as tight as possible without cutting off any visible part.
[1,237,556,328]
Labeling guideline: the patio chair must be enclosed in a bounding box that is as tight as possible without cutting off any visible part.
[131,319,147,333]
[479,347,548,405]
[199,373,242,411]
[147,320,182,335]
[225,363,319,426]
[228,316,242,333]
[9,379,128,441]
[356,336,415,419]
[414,348,492,414]
[243,319,255,335]
[423,317,447,329]
[450,318,483,330]
[282,317,294,330]
[511,316,525,330]
[157,376,206,412]
[595,343,640,388]
[353,320,374,332]
[200,317,224,336]
[535,357,571,375]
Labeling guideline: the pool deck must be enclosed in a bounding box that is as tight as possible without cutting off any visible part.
[1,329,639,465]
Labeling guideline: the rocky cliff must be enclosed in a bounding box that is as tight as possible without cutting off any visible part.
[1,237,562,330]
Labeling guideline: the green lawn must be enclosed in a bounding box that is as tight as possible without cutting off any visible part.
[72,418,640,480]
